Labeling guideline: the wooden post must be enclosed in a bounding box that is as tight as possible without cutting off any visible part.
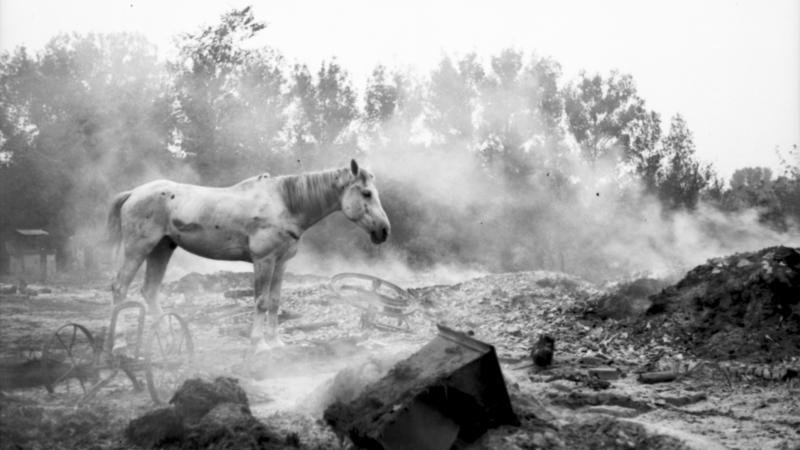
[40,252,47,282]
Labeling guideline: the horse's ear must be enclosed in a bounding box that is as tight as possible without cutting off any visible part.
[350,159,359,176]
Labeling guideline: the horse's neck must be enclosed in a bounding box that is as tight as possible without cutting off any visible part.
[279,168,352,229]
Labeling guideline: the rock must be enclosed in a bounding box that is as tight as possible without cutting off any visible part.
[548,380,579,392]
[0,284,18,295]
[585,377,611,390]
[736,258,752,268]
[588,366,622,381]
[637,371,678,384]
[125,407,184,448]
[583,405,640,417]
[170,377,249,424]
[659,392,706,406]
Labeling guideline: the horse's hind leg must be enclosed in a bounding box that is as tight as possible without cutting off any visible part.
[141,237,176,317]
[111,252,147,305]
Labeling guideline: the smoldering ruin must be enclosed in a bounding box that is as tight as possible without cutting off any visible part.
[1,4,800,450]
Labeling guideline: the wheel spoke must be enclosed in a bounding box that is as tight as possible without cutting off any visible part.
[176,334,185,353]
[155,330,165,356]
[146,314,192,404]
[57,333,79,366]
[69,326,77,352]
[56,334,67,353]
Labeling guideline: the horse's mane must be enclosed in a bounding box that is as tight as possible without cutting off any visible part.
[278,167,354,218]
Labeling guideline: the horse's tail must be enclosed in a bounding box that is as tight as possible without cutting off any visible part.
[107,191,132,249]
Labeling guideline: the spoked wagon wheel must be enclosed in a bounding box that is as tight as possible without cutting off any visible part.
[42,324,99,394]
[329,273,416,332]
[145,312,194,404]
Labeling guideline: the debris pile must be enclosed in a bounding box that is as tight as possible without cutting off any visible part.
[411,271,598,362]
[639,246,800,362]
[126,377,297,449]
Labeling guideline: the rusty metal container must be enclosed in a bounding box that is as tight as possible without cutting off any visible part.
[324,325,518,450]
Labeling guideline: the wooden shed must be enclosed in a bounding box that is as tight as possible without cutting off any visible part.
[4,229,57,282]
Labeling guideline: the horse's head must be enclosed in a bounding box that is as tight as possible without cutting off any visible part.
[341,159,390,244]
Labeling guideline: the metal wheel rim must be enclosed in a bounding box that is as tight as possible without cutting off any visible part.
[42,323,98,394]
[145,312,194,404]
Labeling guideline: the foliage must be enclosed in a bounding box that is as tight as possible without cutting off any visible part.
[655,114,715,210]
[0,7,796,274]
[0,33,172,246]
[564,71,659,165]
[170,6,288,183]
[290,60,359,167]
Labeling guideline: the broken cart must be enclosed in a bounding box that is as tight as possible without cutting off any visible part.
[41,301,194,405]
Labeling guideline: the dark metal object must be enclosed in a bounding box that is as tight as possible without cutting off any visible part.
[329,273,417,333]
[43,301,193,405]
[531,334,555,368]
[325,324,518,450]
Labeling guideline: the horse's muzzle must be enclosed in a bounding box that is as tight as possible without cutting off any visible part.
[370,226,389,244]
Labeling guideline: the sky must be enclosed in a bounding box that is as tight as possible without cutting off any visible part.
[1,0,798,179]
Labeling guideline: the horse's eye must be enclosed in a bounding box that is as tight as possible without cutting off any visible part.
[362,190,372,199]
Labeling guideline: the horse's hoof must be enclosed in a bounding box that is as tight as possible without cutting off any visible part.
[252,337,284,354]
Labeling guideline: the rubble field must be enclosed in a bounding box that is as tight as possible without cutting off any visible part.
[1,246,799,449]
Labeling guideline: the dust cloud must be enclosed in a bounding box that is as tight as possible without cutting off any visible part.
[34,33,794,286]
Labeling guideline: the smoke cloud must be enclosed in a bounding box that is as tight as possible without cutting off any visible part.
[4,28,797,286]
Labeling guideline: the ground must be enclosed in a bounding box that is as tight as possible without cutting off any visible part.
[0,265,798,449]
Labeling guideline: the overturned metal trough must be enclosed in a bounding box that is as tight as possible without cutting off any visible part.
[324,325,518,450]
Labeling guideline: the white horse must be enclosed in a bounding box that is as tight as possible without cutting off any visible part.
[106,160,390,351]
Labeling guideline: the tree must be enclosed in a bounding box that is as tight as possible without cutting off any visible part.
[0,33,172,248]
[171,7,288,182]
[290,60,358,167]
[364,65,398,125]
[426,55,483,144]
[656,114,714,210]
[564,71,661,167]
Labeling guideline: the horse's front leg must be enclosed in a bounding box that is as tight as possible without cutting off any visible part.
[265,261,287,344]
[251,257,275,353]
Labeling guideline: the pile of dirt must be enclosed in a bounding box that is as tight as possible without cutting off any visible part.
[636,246,800,363]
[0,395,134,450]
[126,377,297,449]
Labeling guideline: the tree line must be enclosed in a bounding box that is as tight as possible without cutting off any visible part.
[1,7,797,275]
